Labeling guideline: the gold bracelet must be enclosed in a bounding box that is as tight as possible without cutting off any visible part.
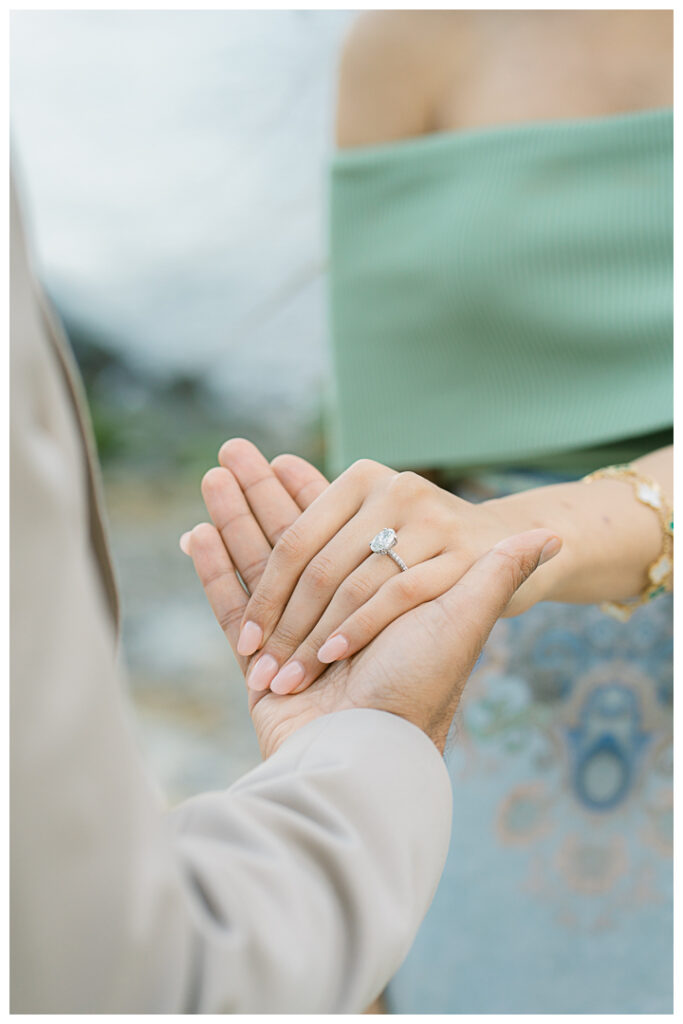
[582,463,673,621]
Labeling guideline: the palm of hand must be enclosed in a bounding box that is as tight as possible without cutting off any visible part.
[246,605,453,758]
[244,583,478,757]
[246,660,355,758]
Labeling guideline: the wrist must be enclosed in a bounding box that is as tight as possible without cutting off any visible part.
[482,484,587,604]
[484,474,664,606]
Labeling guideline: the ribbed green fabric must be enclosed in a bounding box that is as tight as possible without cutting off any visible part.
[327,107,673,477]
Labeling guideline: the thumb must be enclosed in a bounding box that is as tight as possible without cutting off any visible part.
[434,528,562,659]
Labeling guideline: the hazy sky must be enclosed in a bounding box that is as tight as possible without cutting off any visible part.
[11,10,353,419]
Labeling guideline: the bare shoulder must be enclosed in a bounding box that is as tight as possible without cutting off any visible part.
[335,11,472,148]
[335,11,672,149]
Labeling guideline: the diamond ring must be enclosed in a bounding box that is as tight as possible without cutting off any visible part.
[370,528,408,572]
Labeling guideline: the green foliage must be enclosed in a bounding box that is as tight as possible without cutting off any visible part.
[61,313,326,480]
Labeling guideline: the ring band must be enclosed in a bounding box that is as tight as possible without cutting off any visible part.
[370,528,408,572]
[386,549,409,572]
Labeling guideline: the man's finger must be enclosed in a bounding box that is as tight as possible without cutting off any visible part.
[270,453,329,510]
[434,529,562,661]
[189,521,249,666]
[201,466,276,594]
[218,438,303,545]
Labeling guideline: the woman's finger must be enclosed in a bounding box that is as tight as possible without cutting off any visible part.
[238,459,387,655]
[188,522,249,669]
[270,453,329,509]
[263,527,448,694]
[218,438,304,545]
[317,552,460,661]
[271,552,461,695]
[243,510,386,692]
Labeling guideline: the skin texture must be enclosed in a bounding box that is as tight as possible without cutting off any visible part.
[335,10,672,147]
[192,442,671,698]
[182,440,559,758]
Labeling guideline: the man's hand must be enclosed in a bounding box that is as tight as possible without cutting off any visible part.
[183,440,560,757]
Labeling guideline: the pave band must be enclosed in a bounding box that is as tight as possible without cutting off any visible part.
[386,549,409,572]
[369,528,409,572]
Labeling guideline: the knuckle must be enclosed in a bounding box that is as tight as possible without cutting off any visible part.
[268,622,303,654]
[217,604,245,635]
[273,524,305,565]
[348,604,378,639]
[392,570,423,604]
[338,572,375,607]
[201,564,233,588]
[245,589,273,623]
[348,457,379,479]
[420,503,453,533]
[238,554,270,586]
[390,470,428,501]
[270,519,294,545]
[490,547,531,592]
[301,553,336,595]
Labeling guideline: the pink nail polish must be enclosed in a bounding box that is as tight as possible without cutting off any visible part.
[317,634,349,663]
[238,620,264,657]
[270,661,305,695]
[247,654,278,691]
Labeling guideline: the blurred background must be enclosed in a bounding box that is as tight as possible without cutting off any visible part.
[11,10,355,801]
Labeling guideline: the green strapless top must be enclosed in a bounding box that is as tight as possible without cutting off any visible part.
[326,107,673,477]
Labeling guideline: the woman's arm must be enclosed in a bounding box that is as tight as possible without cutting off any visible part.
[202,441,671,699]
[488,445,673,607]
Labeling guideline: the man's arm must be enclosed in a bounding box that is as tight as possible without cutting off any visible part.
[10,177,452,1012]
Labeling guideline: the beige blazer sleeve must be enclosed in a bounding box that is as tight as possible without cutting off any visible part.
[10,176,453,1013]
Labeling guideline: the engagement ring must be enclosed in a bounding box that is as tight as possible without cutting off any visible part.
[370,528,408,572]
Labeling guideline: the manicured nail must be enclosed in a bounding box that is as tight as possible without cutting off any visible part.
[179,531,192,555]
[270,661,305,695]
[539,538,562,565]
[247,653,278,691]
[238,620,264,657]
[317,634,349,663]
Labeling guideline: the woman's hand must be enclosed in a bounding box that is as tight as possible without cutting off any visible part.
[206,441,563,697]
[189,440,671,698]
[182,440,560,757]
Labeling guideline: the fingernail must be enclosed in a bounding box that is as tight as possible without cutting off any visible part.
[247,653,278,691]
[317,634,349,663]
[238,620,263,657]
[270,661,305,695]
[179,531,192,555]
[539,537,562,565]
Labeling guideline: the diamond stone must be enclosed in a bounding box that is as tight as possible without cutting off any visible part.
[370,528,397,553]
[602,602,633,623]
[637,483,661,509]
[649,555,671,584]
